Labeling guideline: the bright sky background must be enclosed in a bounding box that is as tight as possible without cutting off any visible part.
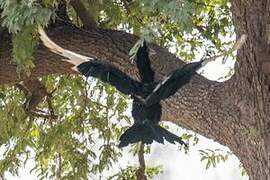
[150,123,248,180]
[3,57,250,180]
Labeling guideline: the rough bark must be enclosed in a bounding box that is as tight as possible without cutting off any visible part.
[230,0,270,179]
[0,0,270,179]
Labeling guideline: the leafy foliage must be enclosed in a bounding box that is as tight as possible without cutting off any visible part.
[104,0,233,61]
[0,0,51,33]
[239,163,247,176]
[199,149,232,169]
[0,0,52,74]
[11,25,37,75]
[108,165,163,180]
[0,76,123,179]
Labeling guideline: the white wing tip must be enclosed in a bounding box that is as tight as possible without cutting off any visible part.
[38,26,64,55]
[38,26,93,67]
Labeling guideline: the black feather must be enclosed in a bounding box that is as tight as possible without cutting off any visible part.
[144,61,203,107]
[118,120,185,148]
[77,60,144,96]
[136,41,155,83]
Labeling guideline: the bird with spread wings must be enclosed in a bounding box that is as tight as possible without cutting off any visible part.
[38,27,246,147]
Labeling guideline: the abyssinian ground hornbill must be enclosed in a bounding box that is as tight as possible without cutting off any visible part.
[38,27,246,147]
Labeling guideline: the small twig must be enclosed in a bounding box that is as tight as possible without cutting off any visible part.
[46,89,57,119]
[121,0,144,26]
[56,153,62,180]
[0,173,5,180]
[201,34,247,66]
[136,142,147,180]
[15,83,29,95]
[29,111,54,119]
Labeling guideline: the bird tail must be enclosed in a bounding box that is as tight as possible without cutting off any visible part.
[119,122,186,148]
[38,26,92,69]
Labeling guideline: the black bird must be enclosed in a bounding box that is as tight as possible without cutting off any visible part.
[118,43,186,147]
[39,27,247,148]
[38,27,192,147]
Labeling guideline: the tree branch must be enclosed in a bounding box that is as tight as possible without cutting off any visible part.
[54,0,71,25]
[56,153,62,179]
[0,174,5,180]
[16,79,47,113]
[16,79,57,120]
[70,0,97,30]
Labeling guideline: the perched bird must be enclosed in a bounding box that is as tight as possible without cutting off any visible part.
[38,27,187,147]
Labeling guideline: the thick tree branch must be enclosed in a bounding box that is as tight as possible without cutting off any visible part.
[0,24,242,152]
[230,0,270,179]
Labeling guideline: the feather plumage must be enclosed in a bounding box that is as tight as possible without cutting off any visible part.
[77,61,143,96]
[144,61,202,107]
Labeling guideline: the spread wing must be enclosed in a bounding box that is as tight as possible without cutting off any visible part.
[144,61,203,106]
[78,61,143,96]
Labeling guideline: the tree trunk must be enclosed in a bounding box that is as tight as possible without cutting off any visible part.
[0,0,270,179]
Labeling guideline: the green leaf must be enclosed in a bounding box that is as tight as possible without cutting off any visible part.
[12,25,37,75]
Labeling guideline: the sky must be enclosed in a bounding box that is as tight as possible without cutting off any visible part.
[150,123,248,180]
